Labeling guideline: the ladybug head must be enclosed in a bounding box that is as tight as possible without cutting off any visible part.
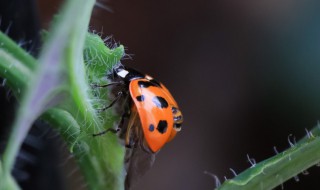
[172,106,183,131]
[113,63,144,82]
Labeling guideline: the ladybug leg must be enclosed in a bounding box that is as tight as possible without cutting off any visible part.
[125,139,134,149]
[93,92,129,136]
[92,128,120,137]
[124,107,139,149]
[125,126,135,149]
[96,91,124,112]
[91,81,125,88]
[117,110,130,130]
[92,94,125,137]
[117,95,131,130]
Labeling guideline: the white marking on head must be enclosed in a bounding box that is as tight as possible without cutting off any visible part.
[145,75,153,80]
[117,70,129,78]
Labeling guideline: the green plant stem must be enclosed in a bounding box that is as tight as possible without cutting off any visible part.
[42,108,81,145]
[1,3,126,190]
[218,125,320,190]
[1,0,96,178]
[0,32,125,190]
[0,0,126,189]
[0,48,33,97]
[0,32,37,70]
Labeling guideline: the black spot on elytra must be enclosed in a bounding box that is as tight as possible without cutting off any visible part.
[136,95,145,102]
[149,124,155,132]
[138,81,156,88]
[157,120,168,134]
[152,96,168,108]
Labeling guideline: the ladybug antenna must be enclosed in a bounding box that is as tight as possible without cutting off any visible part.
[112,62,124,72]
[113,63,129,78]
[113,62,125,70]
[107,62,125,80]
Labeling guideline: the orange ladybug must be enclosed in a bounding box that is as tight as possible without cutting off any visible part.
[94,63,183,189]
[97,63,183,152]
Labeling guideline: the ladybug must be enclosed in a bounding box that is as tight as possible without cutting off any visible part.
[105,63,183,152]
[93,63,183,189]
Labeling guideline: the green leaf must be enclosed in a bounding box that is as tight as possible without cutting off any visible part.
[85,33,124,83]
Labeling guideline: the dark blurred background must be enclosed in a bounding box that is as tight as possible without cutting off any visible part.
[2,0,320,189]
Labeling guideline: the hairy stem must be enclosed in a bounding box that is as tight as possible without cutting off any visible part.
[218,124,320,190]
